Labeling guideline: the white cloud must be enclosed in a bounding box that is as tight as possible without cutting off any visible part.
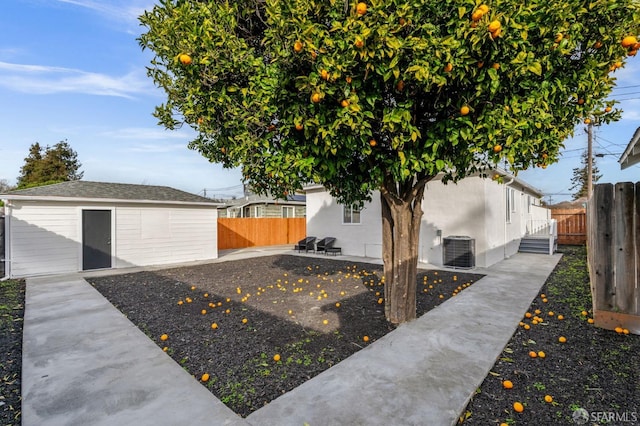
[0,61,154,98]
[55,0,153,24]
[100,127,194,141]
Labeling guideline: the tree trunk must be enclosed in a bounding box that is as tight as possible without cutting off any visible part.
[380,176,430,324]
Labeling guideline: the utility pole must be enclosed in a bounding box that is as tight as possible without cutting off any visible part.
[587,122,593,199]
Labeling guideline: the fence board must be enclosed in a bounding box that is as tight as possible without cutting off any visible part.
[588,184,614,312]
[588,182,640,335]
[614,183,635,313]
[551,208,586,245]
[217,218,306,250]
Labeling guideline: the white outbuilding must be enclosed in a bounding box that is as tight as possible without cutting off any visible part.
[1,181,219,278]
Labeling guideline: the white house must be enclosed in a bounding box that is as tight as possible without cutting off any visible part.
[304,170,552,268]
[1,181,220,278]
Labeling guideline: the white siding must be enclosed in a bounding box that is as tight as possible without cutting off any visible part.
[7,202,79,277]
[114,206,217,268]
[6,200,218,278]
[306,188,382,258]
[420,176,489,267]
[306,175,548,269]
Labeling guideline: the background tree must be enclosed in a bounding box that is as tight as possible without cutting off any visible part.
[17,141,83,189]
[570,149,602,200]
[0,179,15,207]
[140,0,639,324]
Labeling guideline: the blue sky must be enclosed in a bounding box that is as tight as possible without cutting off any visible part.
[1,0,638,202]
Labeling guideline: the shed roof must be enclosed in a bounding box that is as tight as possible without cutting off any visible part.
[1,181,220,206]
[619,127,640,170]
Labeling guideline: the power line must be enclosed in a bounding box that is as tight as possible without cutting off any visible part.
[612,84,640,90]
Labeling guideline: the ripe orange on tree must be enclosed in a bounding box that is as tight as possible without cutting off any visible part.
[471,10,484,22]
[295,123,303,131]
[179,53,192,65]
[356,2,367,15]
[444,62,453,72]
[460,105,470,116]
[341,99,350,108]
[293,40,303,52]
[488,20,501,33]
[622,35,638,48]
[354,38,364,48]
[493,144,503,153]
[369,139,377,147]
[311,92,322,103]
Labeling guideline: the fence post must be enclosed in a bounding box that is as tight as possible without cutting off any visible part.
[0,214,4,278]
[588,184,614,314]
[614,183,635,314]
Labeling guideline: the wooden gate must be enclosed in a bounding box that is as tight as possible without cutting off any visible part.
[551,208,586,245]
[218,217,306,250]
[587,182,640,335]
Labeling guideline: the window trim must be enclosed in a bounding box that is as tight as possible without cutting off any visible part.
[342,205,361,225]
[282,205,295,218]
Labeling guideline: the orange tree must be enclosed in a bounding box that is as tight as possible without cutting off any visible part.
[139,0,639,324]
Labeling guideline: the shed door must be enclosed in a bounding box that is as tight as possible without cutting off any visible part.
[82,210,112,270]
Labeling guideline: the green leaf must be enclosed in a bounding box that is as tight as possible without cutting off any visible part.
[398,151,406,165]
[528,62,542,76]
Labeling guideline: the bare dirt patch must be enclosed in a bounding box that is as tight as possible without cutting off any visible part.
[88,254,481,417]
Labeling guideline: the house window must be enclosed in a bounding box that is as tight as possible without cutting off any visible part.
[527,196,532,213]
[244,205,264,217]
[506,189,512,223]
[343,205,361,224]
[282,206,295,218]
[511,189,517,213]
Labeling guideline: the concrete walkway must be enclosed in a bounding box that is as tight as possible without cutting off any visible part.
[22,249,562,426]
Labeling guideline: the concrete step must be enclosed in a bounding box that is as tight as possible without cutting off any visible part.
[519,237,552,254]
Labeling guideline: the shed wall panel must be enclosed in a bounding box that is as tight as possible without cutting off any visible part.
[8,203,79,277]
[114,206,217,268]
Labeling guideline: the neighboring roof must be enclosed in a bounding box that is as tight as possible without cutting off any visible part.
[1,181,220,206]
[548,197,587,209]
[221,195,306,210]
[619,127,640,170]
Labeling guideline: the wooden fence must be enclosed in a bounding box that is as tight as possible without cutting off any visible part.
[551,208,586,245]
[588,182,639,335]
[218,217,306,250]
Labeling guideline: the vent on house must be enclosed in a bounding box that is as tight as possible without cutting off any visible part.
[443,236,475,269]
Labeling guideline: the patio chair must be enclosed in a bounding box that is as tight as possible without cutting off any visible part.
[323,238,342,256]
[294,236,317,253]
[315,237,336,254]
